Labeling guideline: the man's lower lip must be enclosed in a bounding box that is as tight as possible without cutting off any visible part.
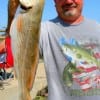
[65,7,75,9]
[63,6,76,9]
[64,8,74,11]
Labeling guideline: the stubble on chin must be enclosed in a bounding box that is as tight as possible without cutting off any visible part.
[64,9,77,17]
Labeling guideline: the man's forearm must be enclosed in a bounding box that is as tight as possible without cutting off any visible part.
[6,0,19,34]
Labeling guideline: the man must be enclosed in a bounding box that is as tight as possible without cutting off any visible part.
[39,0,100,100]
[9,0,100,100]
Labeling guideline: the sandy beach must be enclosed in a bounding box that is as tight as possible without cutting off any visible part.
[0,62,47,100]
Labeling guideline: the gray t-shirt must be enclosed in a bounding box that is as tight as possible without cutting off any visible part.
[39,17,100,100]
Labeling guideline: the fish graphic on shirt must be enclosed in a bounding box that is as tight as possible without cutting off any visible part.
[59,37,100,89]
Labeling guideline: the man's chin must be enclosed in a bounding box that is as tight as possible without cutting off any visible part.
[64,10,77,17]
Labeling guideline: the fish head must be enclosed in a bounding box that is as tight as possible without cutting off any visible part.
[20,0,45,9]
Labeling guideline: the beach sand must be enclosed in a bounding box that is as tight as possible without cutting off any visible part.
[0,62,47,100]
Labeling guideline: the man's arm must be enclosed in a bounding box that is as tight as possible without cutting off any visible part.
[6,0,19,35]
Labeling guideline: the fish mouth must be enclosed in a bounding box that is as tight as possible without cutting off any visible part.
[20,4,32,10]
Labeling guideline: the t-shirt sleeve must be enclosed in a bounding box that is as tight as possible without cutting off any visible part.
[39,22,48,57]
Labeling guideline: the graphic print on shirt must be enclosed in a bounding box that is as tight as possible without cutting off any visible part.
[59,37,100,92]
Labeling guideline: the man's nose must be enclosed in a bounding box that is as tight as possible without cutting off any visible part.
[65,0,74,3]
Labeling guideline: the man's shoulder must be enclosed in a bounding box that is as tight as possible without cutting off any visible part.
[41,17,60,25]
[40,17,59,31]
[84,18,100,26]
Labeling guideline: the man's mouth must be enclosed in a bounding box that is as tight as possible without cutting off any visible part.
[62,4,77,11]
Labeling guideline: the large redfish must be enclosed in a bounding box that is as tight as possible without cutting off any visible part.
[10,0,44,100]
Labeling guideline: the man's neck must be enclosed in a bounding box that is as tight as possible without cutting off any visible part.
[64,16,84,25]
